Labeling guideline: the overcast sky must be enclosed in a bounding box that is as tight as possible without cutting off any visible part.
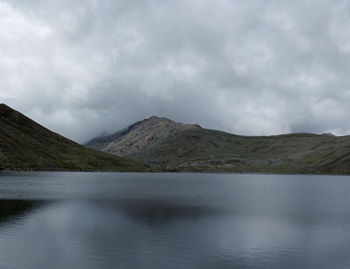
[1,0,350,143]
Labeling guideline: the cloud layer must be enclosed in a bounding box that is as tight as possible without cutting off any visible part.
[1,0,350,142]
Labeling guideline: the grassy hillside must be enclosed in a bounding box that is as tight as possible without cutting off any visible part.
[131,129,350,174]
[0,104,145,171]
[87,116,350,174]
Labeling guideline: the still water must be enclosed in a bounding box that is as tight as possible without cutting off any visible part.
[0,172,350,268]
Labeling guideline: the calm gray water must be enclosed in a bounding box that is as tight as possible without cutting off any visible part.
[0,172,350,268]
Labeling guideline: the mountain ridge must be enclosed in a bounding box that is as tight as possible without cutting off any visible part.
[86,116,202,156]
[86,116,350,174]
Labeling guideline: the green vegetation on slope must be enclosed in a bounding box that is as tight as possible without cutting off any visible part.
[0,104,145,171]
[87,117,350,174]
[134,129,350,174]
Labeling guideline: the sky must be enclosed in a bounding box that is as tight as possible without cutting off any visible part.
[1,0,350,143]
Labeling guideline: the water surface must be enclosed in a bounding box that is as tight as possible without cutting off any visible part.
[0,172,350,268]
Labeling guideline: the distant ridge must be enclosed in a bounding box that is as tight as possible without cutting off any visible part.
[0,104,145,171]
[87,116,350,174]
[86,116,202,156]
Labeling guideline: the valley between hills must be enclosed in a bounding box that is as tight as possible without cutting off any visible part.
[1,103,350,174]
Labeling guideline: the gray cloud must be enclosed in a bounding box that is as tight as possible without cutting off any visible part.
[1,0,350,142]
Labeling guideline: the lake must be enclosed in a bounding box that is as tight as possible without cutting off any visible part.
[0,172,350,268]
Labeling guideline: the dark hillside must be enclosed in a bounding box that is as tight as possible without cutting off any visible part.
[0,104,145,171]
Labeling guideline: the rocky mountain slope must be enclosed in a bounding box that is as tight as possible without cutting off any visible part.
[87,116,350,174]
[0,104,145,171]
[87,116,202,156]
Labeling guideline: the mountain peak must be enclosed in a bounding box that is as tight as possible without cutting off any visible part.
[129,116,202,135]
[140,116,201,129]
[147,116,172,121]
[87,117,202,155]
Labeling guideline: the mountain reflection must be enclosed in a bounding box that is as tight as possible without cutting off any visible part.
[1,173,350,269]
[115,199,221,225]
[0,199,41,225]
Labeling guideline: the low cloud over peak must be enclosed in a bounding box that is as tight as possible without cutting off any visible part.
[1,0,350,142]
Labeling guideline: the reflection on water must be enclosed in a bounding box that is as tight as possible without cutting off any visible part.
[0,200,40,225]
[117,199,222,224]
[1,172,350,268]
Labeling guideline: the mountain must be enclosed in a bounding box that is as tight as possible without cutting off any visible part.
[87,116,202,156]
[0,104,145,171]
[86,116,350,174]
